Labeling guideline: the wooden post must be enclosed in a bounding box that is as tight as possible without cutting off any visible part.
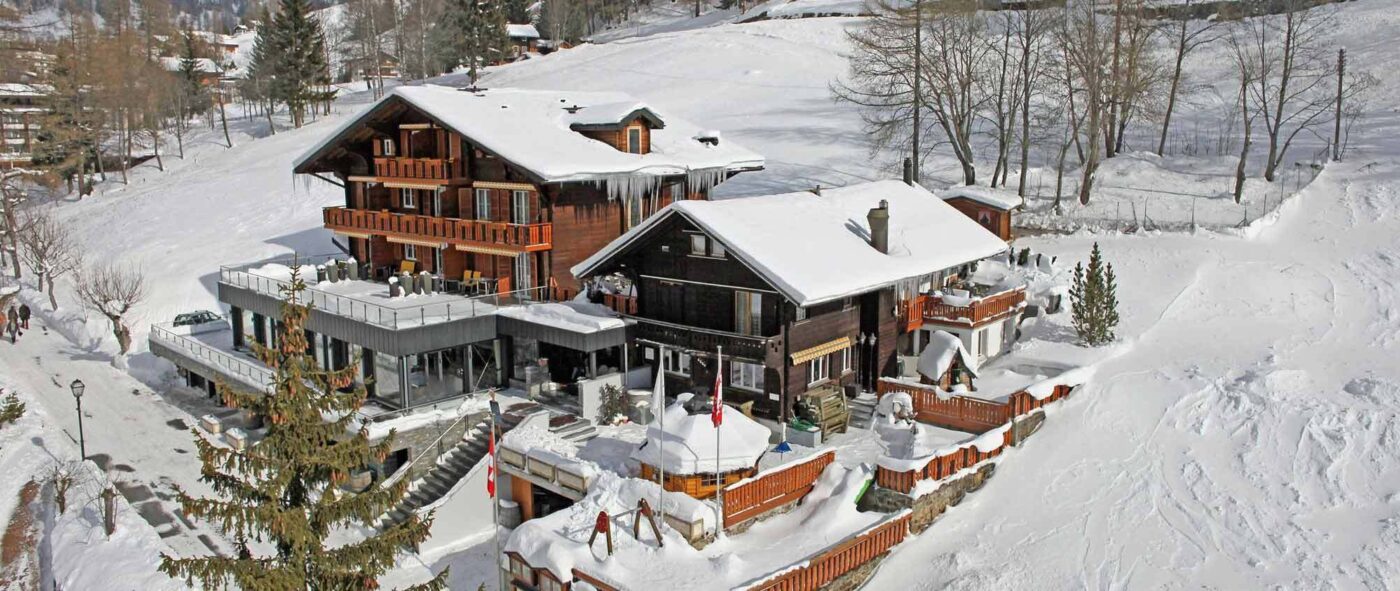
[1333,48,1345,161]
[101,485,117,536]
[587,511,614,555]
[633,499,664,547]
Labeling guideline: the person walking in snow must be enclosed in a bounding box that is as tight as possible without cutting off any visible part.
[17,304,29,330]
[5,306,17,341]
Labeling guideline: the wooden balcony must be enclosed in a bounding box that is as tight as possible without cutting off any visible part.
[372,156,457,182]
[632,317,772,361]
[921,286,1026,326]
[323,207,553,253]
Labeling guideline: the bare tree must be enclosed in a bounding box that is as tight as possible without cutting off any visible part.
[0,169,37,279]
[75,263,147,356]
[918,0,992,185]
[1157,0,1224,155]
[833,0,928,181]
[1059,0,1113,204]
[18,210,82,310]
[1237,1,1337,181]
[1013,4,1053,197]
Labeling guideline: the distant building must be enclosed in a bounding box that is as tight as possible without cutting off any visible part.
[507,23,540,58]
[0,83,51,166]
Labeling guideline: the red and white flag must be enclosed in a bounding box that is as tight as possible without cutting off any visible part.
[711,346,724,427]
[486,431,497,498]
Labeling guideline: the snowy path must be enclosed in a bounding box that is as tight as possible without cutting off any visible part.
[865,160,1400,588]
[0,317,232,559]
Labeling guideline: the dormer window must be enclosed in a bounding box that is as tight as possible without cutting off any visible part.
[382,138,396,156]
[627,127,642,154]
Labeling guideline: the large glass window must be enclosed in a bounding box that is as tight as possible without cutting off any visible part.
[511,190,530,224]
[730,360,765,391]
[734,291,763,336]
[475,188,491,220]
[627,127,642,154]
[374,351,403,403]
[662,349,691,376]
[807,355,829,386]
[690,234,707,255]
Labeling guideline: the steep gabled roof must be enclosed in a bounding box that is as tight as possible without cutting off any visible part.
[573,181,1010,306]
[293,85,763,185]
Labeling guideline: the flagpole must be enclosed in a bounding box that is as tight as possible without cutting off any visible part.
[714,344,724,533]
[655,345,667,515]
[489,395,503,591]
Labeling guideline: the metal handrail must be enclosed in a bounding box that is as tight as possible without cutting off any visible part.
[220,257,551,329]
[378,408,481,491]
[149,324,275,392]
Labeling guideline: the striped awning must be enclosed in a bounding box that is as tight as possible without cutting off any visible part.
[385,235,447,249]
[790,336,852,364]
[346,176,445,190]
[333,229,373,239]
[454,243,524,257]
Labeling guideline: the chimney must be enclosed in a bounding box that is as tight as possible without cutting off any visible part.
[867,199,890,254]
[902,158,913,186]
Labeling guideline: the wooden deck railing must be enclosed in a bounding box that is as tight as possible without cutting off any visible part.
[877,379,1010,434]
[921,287,1027,326]
[601,293,637,315]
[372,156,457,181]
[723,451,835,528]
[323,207,552,252]
[631,317,771,361]
[744,513,912,591]
[873,429,1012,494]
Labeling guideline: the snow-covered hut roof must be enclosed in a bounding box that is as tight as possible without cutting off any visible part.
[507,23,540,39]
[575,181,1011,306]
[631,393,771,475]
[158,57,223,74]
[941,185,1023,210]
[293,85,764,192]
[917,330,977,380]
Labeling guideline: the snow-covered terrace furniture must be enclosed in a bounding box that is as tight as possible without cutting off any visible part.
[632,394,773,500]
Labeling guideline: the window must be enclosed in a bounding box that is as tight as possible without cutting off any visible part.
[509,557,532,583]
[628,195,643,229]
[976,329,988,358]
[731,360,765,391]
[403,244,417,261]
[662,349,691,376]
[432,247,443,273]
[978,210,993,228]
[690,234,708,255]
[710,240,726,258]
[511,190,530,224]
[382,138,396,156]
[474,188,491,220]
[808,355,829,386]
[399,188,415,208]
[795,306,808,321]
[514,252,532,291]
[701,472,722,487]
[734,291,762,336]
[627,127,642,154]
[840,347,852,374]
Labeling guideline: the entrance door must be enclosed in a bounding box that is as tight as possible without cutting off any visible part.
[514,253,532,293]
[511,190,530,225]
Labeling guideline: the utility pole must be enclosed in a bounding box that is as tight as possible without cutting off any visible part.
[1333,47,1345,161]
[911,0,922,185]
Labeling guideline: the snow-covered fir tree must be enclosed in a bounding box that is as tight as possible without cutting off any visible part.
[443,0,508,83]
[1069,242,1120,347]
[159,268,448,590]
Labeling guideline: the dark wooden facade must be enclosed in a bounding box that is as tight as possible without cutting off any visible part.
[582,214,901,420]
[298,97,723,295]
[944,196,1014,241]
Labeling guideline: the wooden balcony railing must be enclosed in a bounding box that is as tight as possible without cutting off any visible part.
[372,156,457,181]
[324,207,552,253]
[632,317,771,361]
[918,286,1027,326]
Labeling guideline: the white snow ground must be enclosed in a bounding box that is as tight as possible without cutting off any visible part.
[1,0,1398,588]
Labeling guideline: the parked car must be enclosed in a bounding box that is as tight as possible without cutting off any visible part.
[173,310,223,327]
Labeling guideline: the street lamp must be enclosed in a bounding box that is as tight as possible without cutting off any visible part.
[69,379,86,460]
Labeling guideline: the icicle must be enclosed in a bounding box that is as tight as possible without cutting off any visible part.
[685,167,727,197]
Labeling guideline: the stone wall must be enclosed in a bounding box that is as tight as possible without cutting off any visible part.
[379,410,487,481]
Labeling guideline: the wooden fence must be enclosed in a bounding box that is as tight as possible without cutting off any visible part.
[744,513,912,591]
[723,450,836,528]
[873,429,1012,494]
[877,379,1010,434]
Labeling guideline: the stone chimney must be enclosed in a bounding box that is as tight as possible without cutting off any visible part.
[867,199,890,254]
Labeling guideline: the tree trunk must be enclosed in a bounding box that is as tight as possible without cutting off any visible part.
[1234,78,1252,204]
[152,131,164,171]
[1016,9,1034,197]
[265,100,277,135]
[218,95,232,148]
[47,274,58,310]
[1158,20,1187,156]
[1079,95,1102,206]
[112,316,132,355]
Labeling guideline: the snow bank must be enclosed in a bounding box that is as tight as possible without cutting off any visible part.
[495,301,626,333]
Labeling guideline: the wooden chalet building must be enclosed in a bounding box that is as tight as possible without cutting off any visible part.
[294,85,763,299]
[573,180,1011,422]
[940,185,1023,242]
[506,24,540,58]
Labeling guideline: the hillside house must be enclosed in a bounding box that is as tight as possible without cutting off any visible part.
[573,180,1014,423]
[507,24,540,58]
[0,83,50,166]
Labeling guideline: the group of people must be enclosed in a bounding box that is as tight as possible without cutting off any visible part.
[0,303,31,343]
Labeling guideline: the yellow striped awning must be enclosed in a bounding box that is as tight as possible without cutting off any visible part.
[332,229,373,239]
[454,243,525,257]
[346,176,446,190]
[790,337,852,364]
[385,235,447,249]
[472,180,537,191]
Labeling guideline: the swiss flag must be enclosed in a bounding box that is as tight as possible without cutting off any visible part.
[486,430,497,498]
[711,348,724,427]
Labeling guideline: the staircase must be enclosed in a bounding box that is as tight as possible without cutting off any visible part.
[848,394,879,430]
[377,417,496,529]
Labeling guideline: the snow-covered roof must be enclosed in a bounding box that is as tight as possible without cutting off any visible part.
[941,184,1024,210]
[507,23,540,39]
[494,301,627,334]
[575,180,1011,306]
[917,330,977,380]
[158,57,222,74]
[631,393,772,475]
[293,85,764,189]
[0,83,51,97]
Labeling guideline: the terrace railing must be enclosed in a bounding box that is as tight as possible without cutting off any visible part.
[219,258,550,330]
[372,156,457,181]
[323,207,553,252]
[922,286,1027,326]
[149,324,274,392]
[742,513,913,591]
[631,317,772,360]
[723,450,836,528]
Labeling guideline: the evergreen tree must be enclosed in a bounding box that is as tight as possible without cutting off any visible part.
[504,0,531,26]
[178,27,210,119]
[0,390,25,429]
[1069,242,1120,347]
[160,269,448,590]
[442,0,509,83]
[596,383,629,425]
[268,0,330,127]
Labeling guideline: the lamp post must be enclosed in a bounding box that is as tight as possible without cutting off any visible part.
[70,379,86,460]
